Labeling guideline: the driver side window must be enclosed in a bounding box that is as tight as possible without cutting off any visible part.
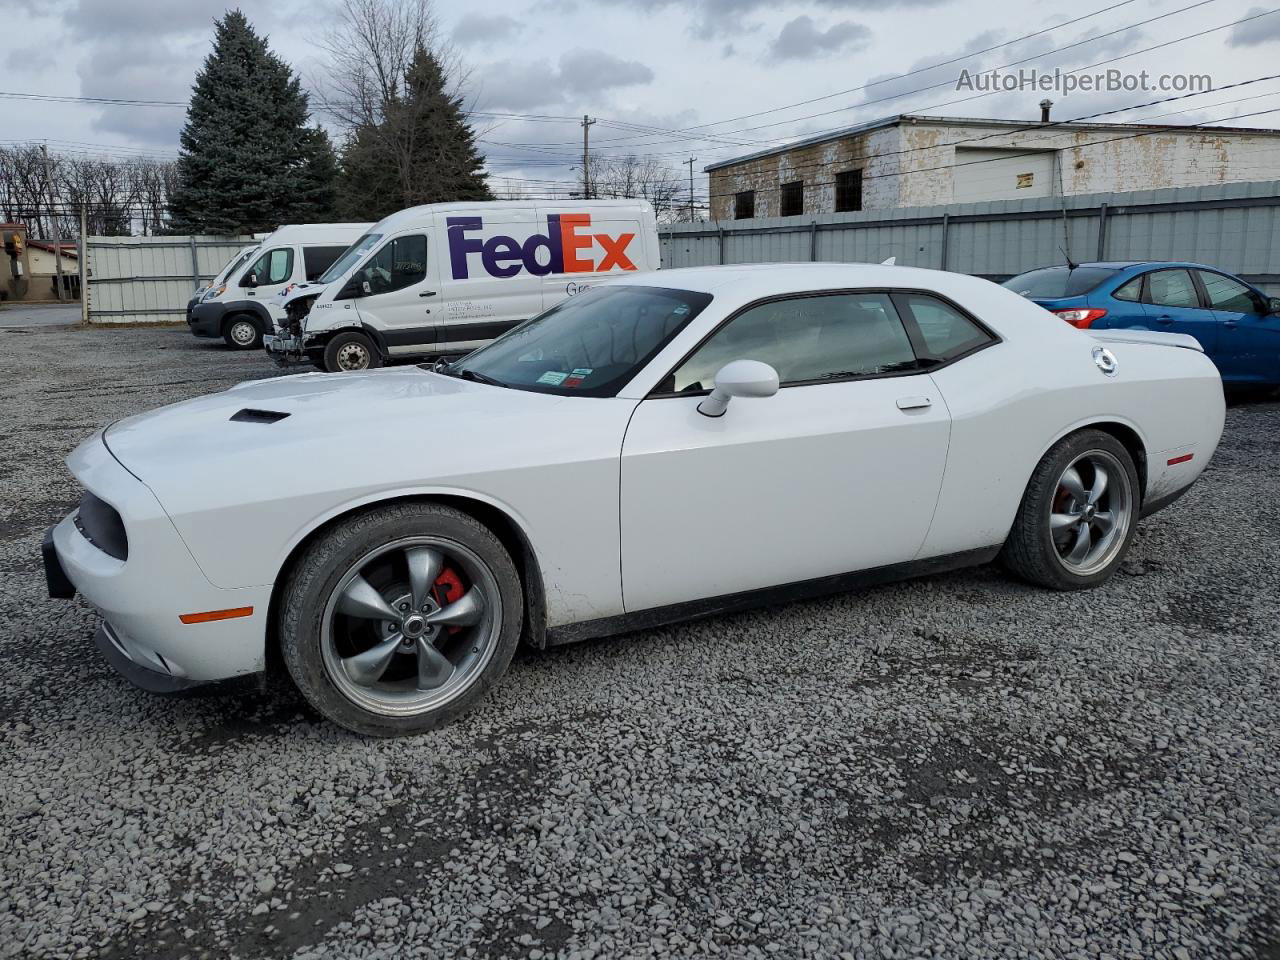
[359,235,428,294]
[670,293,917,392]
[244,248,292,286]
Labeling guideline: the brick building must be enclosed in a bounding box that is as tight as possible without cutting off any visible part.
[706,112,1280,221]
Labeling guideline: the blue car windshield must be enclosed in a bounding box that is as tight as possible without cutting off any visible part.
[440,286,713,397]
[1003,266,1118,299]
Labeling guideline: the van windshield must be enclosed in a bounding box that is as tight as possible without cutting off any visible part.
[319,233,383,284]
[440,286,713,397]
[215,248,256,286]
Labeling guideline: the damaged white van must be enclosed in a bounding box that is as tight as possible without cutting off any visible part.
[265,199,659,371]
[188,222,370,350]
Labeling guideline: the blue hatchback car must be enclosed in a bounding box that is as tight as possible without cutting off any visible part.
[1003,261,1280,384]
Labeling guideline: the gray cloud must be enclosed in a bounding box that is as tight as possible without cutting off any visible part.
[770,16,871,60]
[474,49,654,111]
[599,0,945,38]
[453,13,522,46]
[1228,7,1280,47]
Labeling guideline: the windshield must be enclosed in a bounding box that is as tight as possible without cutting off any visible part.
[319,233,383,284]
[1002,266,1118,299]
[212,248,256,287]
[445,286,714,397]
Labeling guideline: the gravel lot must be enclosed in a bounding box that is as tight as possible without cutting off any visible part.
[1,322,1278,960]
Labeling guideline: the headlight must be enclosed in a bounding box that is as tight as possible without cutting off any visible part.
[203,284,227,302]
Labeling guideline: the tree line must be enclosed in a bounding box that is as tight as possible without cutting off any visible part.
[3,0,688,240]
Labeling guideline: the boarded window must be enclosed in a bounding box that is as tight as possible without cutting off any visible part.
[734,191,756,220]
[835,170,862,212]
[780,181,803,217]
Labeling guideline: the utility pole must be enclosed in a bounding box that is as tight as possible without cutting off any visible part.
[41,143,65,301]
[581,115,596,199]
[686,157,697,223]
[79,203,89,324]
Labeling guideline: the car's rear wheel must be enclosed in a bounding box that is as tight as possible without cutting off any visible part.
[1001,429,1139,590]
[323,331,382,372]
[224,316,262,350]
[279,503,523,736]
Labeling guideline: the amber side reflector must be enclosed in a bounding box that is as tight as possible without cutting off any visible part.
[179,606,254,625]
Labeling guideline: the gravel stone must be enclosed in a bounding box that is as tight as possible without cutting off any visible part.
[0,324,1278,959]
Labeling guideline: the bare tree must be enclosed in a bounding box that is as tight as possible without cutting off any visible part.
[584,155,687,223]
[0,144,176,237]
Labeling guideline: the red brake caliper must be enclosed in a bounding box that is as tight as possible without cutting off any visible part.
[431,568,466,634]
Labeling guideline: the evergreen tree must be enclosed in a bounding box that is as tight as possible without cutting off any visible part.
[336,46,491,221]
[170,10,338,234]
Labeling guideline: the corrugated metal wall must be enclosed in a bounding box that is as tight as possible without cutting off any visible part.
[661,180,1280,294]
[86,235,253,324]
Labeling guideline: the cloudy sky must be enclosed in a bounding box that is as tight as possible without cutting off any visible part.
[6,0,1280,207]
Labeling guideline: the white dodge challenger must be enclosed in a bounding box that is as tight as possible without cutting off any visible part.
[44,264,1224,736]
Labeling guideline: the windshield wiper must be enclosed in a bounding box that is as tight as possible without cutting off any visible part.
[455,368,507,388]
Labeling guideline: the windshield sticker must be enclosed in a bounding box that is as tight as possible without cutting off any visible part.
[563,376,584,388]
[673,304,690,315]
[571,368,593,377]
[536,371,568,385]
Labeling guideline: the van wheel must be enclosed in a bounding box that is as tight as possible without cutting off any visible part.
[324,331,382,372]
[224,316,262,350]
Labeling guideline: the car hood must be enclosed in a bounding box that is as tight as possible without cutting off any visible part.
[105,368,561,473]
[100,365,640,588]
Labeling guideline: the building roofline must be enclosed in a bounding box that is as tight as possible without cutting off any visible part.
[703,113,1280,173]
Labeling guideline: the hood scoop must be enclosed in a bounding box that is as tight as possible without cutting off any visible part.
[230,408,291,424]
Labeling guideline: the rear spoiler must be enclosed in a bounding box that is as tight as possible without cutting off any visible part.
[1090,329,1203,353]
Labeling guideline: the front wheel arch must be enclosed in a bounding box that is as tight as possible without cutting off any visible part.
[264,494,546,679]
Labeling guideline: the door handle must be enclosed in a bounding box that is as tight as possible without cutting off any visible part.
[896,396,932,410]
[1155,314,1173,324]
[419,290,437,298]
[1223,320,1238,329]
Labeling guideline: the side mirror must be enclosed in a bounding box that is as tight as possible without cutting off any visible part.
[1267,297,1280,315]
[697,360,780,418]
[243,272,258,288]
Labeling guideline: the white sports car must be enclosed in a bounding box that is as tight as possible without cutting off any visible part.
[45,264,1224,736]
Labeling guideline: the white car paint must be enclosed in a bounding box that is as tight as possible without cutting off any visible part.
[52,262,1224,687]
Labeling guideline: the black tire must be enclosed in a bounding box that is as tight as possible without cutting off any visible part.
[323,331,382,372]
[1000,429,1140,590]
[223,315,263,350]
[278,502,523,737]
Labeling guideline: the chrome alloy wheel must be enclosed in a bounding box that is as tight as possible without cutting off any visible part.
[228,319,257,346]
[334,340,371,371]
[320,537,501,718]
[1049,449,1133,577]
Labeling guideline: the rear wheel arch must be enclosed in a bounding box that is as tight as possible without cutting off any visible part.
[1033,419,1148,505]
[264,493,547,678]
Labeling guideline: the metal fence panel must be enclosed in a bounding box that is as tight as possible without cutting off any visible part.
[86,235,253,324]
[661,180,1280,294]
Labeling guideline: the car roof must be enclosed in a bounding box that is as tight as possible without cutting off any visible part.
[1021,260,1227,272]
[607,261,996,300]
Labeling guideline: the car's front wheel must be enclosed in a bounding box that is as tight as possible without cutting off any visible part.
[1001,429,1140,590]
[279,503,523,736]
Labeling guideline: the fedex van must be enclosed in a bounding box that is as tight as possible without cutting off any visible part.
[188,222,370,350]
[265,199,659,372]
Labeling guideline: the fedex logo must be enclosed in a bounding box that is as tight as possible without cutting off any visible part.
[447,214,636,280]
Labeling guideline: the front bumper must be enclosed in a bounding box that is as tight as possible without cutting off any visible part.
[263,333,310,366]
[46,434,271,685]
[188,302,226,338]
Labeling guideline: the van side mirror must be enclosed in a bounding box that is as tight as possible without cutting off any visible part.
[697,360,780,418]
